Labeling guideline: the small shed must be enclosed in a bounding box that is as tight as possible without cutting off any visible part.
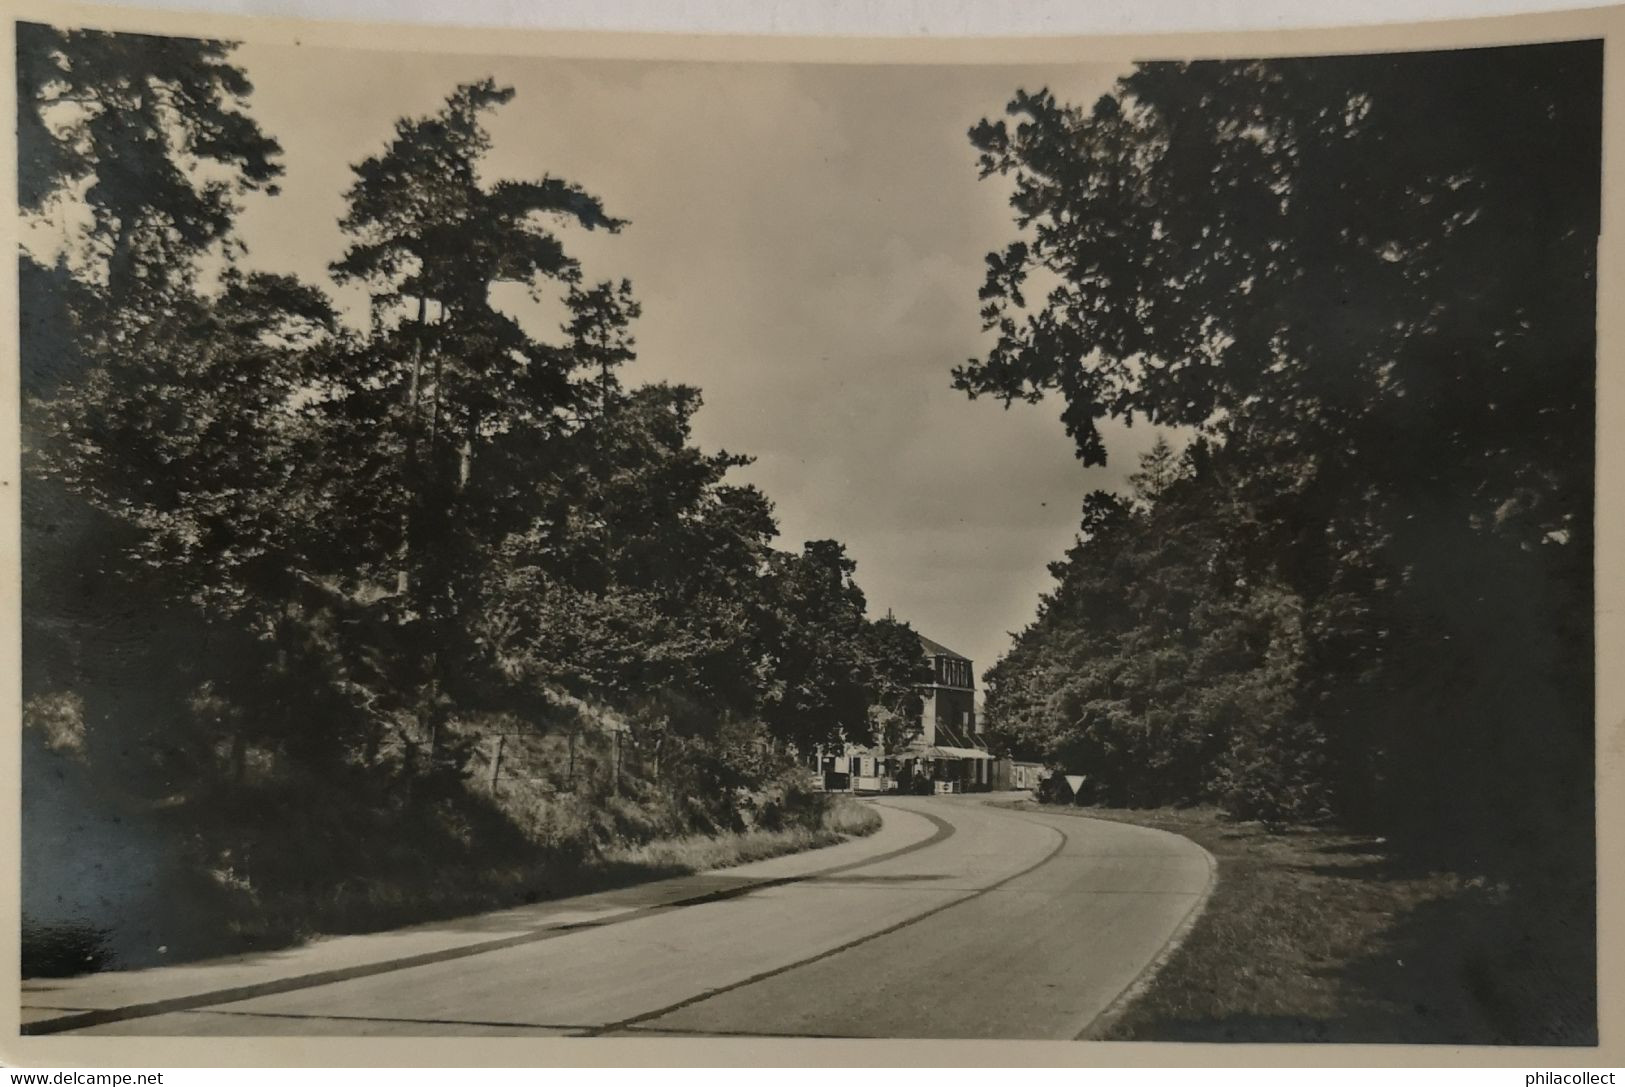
[990,758,1046,792]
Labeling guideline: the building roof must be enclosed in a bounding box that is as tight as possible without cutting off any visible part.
[918,634,969,661]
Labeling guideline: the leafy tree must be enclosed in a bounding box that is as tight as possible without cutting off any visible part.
[565,279,641,413]
[478,383,778,721]
[36,271,336,608]
[326,79,622,612]
[18,23,356,787]
[962,48,1596,504]
[325,80,627,764]
[27,263,363,781]
[1126,433,1184,503]
[864,616,932,753]
[331,80,623,497]
[760,541,877,752]
[17,22,282,298]
[984,441,1327,819]
[963,45,1599,848]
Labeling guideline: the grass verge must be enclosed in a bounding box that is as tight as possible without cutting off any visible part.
[995,800,1594,1045]
[599,797,880,877]
[23,794,882,977]
[283,792,882,941]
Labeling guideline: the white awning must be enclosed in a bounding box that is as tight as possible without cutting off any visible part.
[910,745,994,761]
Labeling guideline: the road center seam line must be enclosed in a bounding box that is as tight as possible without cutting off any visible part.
[580,806,1069,1038]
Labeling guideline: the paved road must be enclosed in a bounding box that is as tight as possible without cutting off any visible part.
[22,796,1212,1039]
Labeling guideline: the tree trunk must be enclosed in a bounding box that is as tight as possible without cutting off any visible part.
[106,216,140,304]
[429,353,444,454]
[490,733,505,795]
[407,296,426,406]
[397,295,429,598]
[427,674,442,765]
[459,406,479,491]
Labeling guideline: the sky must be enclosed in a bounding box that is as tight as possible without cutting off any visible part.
[223,42,1163,680]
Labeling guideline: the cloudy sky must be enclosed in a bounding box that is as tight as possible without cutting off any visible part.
[225,42,1161,678]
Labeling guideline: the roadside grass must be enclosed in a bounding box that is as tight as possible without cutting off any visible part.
[601,799,880,875]
[822,795,886,837]
[301,794,884,942]
[995,800,1595,1045]
[237,794,884,959]
[23,792,881,978]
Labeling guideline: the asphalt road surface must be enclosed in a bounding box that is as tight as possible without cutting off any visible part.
[23,795,1213,1039]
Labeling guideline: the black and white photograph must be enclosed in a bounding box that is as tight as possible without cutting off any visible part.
[6,0,1615,1058]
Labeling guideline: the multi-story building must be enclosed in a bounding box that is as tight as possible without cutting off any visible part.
[810,631,995,794]
[917,635,977,748]
[899,635,992,793]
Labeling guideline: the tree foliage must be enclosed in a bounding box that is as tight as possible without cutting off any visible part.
[20,30,924,871]
[985,440,1325,821]
[17,22,282,297]
[967,45,1599,854]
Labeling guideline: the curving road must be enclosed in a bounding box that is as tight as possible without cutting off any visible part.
[22,796,1213,1040]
